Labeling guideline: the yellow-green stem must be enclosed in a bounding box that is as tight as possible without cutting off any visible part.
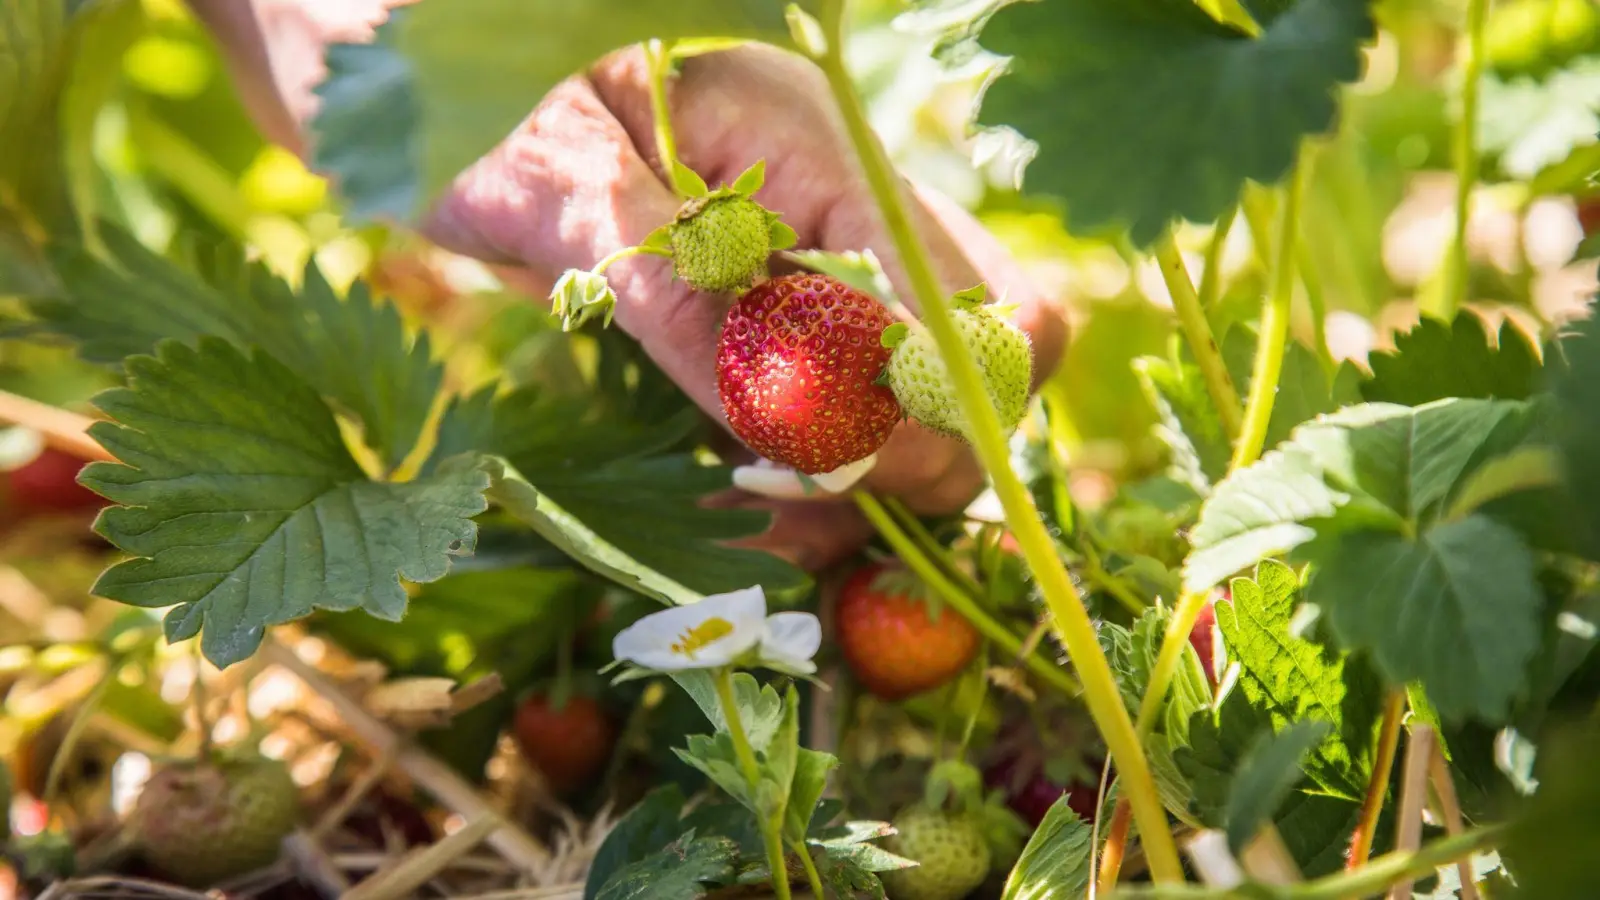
[1349,689,1407,870]
[819,0,1183,881]
[882,495,984,598]
[1436,0,1491,321]
[593,243,671,275]
[1298,242,1337,378]
[1108,824,1504,900]
[1156,235,1243,443]
[645,39,685,193]
[792,839,828,899]
[1196,204,1238,312]
[852,491,1083,697]
[1230,151,1309,472]
[714,668,793,900]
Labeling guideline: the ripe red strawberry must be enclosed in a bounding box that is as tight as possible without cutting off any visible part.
[716,273,902,475]
[1578,196,1600,235]
[6,447,104,515]
[835,562,980,700]
[1190,601,1218,686]
[511,690,617,795]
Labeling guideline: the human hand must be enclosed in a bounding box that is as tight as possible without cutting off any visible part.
[188,0,1068,572]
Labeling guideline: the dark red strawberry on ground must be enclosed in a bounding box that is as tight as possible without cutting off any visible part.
[835,561,980,701]
[983,752,1103,827]
[511,690,617,796]
[6,446,104,515]
[716,273,902,475]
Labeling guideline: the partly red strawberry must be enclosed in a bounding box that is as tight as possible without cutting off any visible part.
[1190,601,1218,686]
[6,447,104,516]
[716,273,902,475]
[835,562,980,700]
[1578,196,1600,235]
[511,690,617,795]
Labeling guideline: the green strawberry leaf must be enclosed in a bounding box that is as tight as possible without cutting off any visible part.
[1361,311,1541,406]
[674,733,757,811]
[1134,351,1231,489]
[1477,58,1600,182]
[816,855,889,900]
[999,795,1093,900]
[584,785,694,900]
[593,831,740,900]
[966,0,1376,246]
[80,338,488,668]
[435,386,808,600]
[1301,514,1544,723]
[674,670,786,751]
[32,228,443,471]
[784,748,839,841]
[810,820,916,874]
[1176,688,1272,825]
[1185,398,1533,593]
[1273,788,1381,878]
[1221,719,1331,854]
[1218,560,1384,799]
[1219,328,1365,452]
[1546,313,1600,560]
[309,2,795,221]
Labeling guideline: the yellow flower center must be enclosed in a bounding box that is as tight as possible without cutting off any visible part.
[670,617,735,658]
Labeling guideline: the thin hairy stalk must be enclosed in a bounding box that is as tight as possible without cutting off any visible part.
[818,0,1183,878]
[714,667,792,900]
[1349,690,1407,870]
[645,39,684,191]
[1156,235,1243,442]
[853,491,1082,697]
[1231,149,1310,471]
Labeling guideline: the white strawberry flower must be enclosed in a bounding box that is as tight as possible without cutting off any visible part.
[611,586,822,674]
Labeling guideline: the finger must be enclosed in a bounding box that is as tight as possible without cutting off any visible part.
[704,490,875,572]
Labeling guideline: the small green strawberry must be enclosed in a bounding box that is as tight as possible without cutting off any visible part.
[130,752,300,887]
[882,284,1032,442]
[663,159,797,294]
[880,804,992,900]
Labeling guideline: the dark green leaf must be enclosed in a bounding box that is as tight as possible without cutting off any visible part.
[817,853,888,900]
[80,338,487,667]
[970,0,1376,245]
[593,831,740,900]
[1223,719,1330,853]
[1134,351,1230,489]
[438,388,808,599]
[310,2,797,221]
[1219,560,1383,798]
[584,785,693,900]
[1548,314,1600,560]
[1273,789,1374,879]
[674,733,755,810]
[1302,514,1544,723]
[1502,716,1600,899]
[1176,689,1271,825]
[999,795,1093,900]
[1361,312,1540,406]
[35,230,444,469]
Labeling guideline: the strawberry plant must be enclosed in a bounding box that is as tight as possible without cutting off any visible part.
[2,0,1599,898]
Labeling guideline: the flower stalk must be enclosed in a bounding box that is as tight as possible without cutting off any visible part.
[713,667,793,900]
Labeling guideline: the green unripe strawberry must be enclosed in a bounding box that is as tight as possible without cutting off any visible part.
[670,194,777,293]
[883,285,1032,442]
[662,159,796,295]
[880,804,992,900]
[130,754,300,887]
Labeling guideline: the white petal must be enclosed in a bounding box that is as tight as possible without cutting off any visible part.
[809,454,877,493]
[759,611,822,673]
[611,587,768,671]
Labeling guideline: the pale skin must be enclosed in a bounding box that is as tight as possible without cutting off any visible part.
[185,0,1069,572]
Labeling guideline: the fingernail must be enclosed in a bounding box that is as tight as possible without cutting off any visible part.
[809,454,876,493]
[731,454,877,499]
